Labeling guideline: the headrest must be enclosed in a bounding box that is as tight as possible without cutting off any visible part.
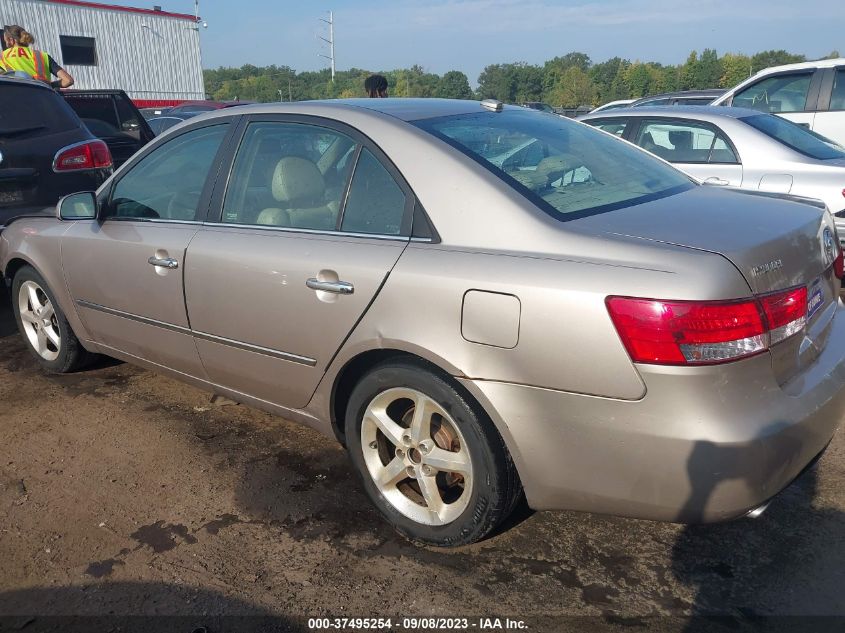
[271,157,325,205]
[668,130,693,149]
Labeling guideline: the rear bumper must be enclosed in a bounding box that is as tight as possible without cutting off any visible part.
[461,305,845,523]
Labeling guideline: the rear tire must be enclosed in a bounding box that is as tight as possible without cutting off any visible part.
[12,266,93,373]
[345,360,521,546]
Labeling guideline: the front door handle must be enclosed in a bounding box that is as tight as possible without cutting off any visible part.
[704,176,730,186]
[306,278,354,295]
[148,256,179,269]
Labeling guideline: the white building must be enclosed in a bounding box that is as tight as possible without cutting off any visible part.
[0,0,205,106]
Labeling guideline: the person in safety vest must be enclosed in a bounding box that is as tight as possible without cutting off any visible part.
[1,25,74,88]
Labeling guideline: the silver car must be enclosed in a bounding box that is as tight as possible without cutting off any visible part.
[579,106,845,235]
[2,99,845,546]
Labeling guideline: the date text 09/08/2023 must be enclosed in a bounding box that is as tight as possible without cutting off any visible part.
[308,617,529,630]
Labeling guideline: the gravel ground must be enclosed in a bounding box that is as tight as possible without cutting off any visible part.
[1,291,844,632]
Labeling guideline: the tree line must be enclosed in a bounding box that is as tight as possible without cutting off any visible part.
[204,49,840,108]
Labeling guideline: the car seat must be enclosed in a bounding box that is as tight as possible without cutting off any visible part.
[256,157,337,229]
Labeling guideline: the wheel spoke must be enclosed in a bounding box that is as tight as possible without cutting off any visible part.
[44,326,60,349]
[409,395,436,444]
[40,303,55,321]
[424,446,471,476]
[366,407,405,447]
[36,328,48,355]
[376,457,407,488]
[27,284,42,312]
[418,471,445,519]
[20,312,37,325]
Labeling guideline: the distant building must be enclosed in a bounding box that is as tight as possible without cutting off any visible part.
[0,0,205,106]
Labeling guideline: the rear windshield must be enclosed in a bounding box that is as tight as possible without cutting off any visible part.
[413,109,692,220]
[741,114,845,160]
[0,82,79,136]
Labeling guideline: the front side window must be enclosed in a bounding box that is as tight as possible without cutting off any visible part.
[732,73,812,113]
[634,119,738,164]
[741,114,845,160]
[414,109,692,221]
[222,122,356,229]
[587,119,629,137]
[109,124,229,221]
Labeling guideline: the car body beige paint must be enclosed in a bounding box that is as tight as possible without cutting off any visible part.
[2,99,845,523]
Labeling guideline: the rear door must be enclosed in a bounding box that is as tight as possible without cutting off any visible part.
[62,119,234,376]
[0,80,93,223]
[630,118,743,186]
[184,116,413,408]
[813,66,845,146]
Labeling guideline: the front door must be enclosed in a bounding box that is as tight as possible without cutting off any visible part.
[62,122,233,376]
[184,119,413,408]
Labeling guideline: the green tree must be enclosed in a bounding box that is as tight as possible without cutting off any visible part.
[546,66,596,108]
[750,50,806,74]
[476,63,516,101]
[719,53,752,88]
[436,71,473,99]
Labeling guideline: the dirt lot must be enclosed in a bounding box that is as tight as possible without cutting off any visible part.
[1,290,844,632]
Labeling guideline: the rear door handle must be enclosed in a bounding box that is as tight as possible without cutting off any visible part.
[148,256,179,269]
[704,177,730,186]
[306,278,354,295]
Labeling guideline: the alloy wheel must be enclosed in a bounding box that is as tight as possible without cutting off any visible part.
[361,387,473,526]
[18,280,61,362]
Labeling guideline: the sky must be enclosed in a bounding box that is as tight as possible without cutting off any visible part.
[105,0,841,83]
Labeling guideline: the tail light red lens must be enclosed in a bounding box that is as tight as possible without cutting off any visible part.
[53,140,113,172]
[607,286,809,366]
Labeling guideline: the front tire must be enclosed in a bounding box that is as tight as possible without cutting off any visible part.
[12,266,92,373]
[345,360,521,546]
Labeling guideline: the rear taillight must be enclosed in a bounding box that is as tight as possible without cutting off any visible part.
[607,286,808,366]
[834,246,844,280]
[53,140,112,172]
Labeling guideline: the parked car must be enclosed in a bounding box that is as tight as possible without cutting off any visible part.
[630,89,726,108]
[712,58,845,146]
[579,106,845,225]
[61,90,154,167]
[0,76,112,229]
[147,114,190,136]
[3,99,844,547]
[167,100,253,117]
[588,99,635,114]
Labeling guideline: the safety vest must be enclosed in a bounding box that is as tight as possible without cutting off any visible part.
[1,45,49,82]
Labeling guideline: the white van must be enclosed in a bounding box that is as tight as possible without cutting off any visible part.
[712,58,845,146]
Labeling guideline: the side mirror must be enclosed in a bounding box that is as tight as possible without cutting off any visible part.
[57,191,97,221]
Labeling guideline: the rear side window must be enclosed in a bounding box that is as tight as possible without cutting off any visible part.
[741,114,845,160]
[341,148,406,235]
[732,73,812,113]
[414,109,692,221]
[634,120,738,164]
[830,69,845,111]
[0,83,79,136]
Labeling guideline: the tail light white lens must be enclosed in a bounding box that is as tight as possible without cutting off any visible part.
[607,286,808,366]
[53,140,113,172]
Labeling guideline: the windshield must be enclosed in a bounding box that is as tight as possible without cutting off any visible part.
[741,114,845,160]
[413,109,692,220]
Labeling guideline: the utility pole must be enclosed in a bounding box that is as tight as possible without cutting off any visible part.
[288,78,293,102]
[318,11,335,82]
[277,89,283,102]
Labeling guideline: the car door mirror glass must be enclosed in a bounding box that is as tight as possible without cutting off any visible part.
[57,191,97,220]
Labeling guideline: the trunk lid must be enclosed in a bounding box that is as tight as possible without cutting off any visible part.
[577,186,840,383]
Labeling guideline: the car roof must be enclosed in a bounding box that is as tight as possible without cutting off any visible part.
[62,89,129,96]
[202,98,515,123]
[0,75,52,91]
[750,57,845,75]
[581,105,763,122]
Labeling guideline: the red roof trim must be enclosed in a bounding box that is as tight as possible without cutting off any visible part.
[45,0,198,22]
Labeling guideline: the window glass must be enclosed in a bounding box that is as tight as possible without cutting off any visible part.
[589,120,628,137]
[109,124,229,221]
[741,114,845,160]
[222,122,356,229]
[114,95,144,141]
[0,83,78,135]
[413,109,692,221]
[341,149,406,235]
[830,69,845,111]
[59,35,97,66]
[634,120,737,164]
[733,73,812,113]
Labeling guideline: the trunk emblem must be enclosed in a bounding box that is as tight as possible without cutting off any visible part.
[751,259,783,276]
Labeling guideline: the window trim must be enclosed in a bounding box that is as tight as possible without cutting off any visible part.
[100,119,238,224]
[205,113,426,241]
[628,117,742,166]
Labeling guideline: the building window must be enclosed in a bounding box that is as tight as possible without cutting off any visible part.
[59,35,97,66]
